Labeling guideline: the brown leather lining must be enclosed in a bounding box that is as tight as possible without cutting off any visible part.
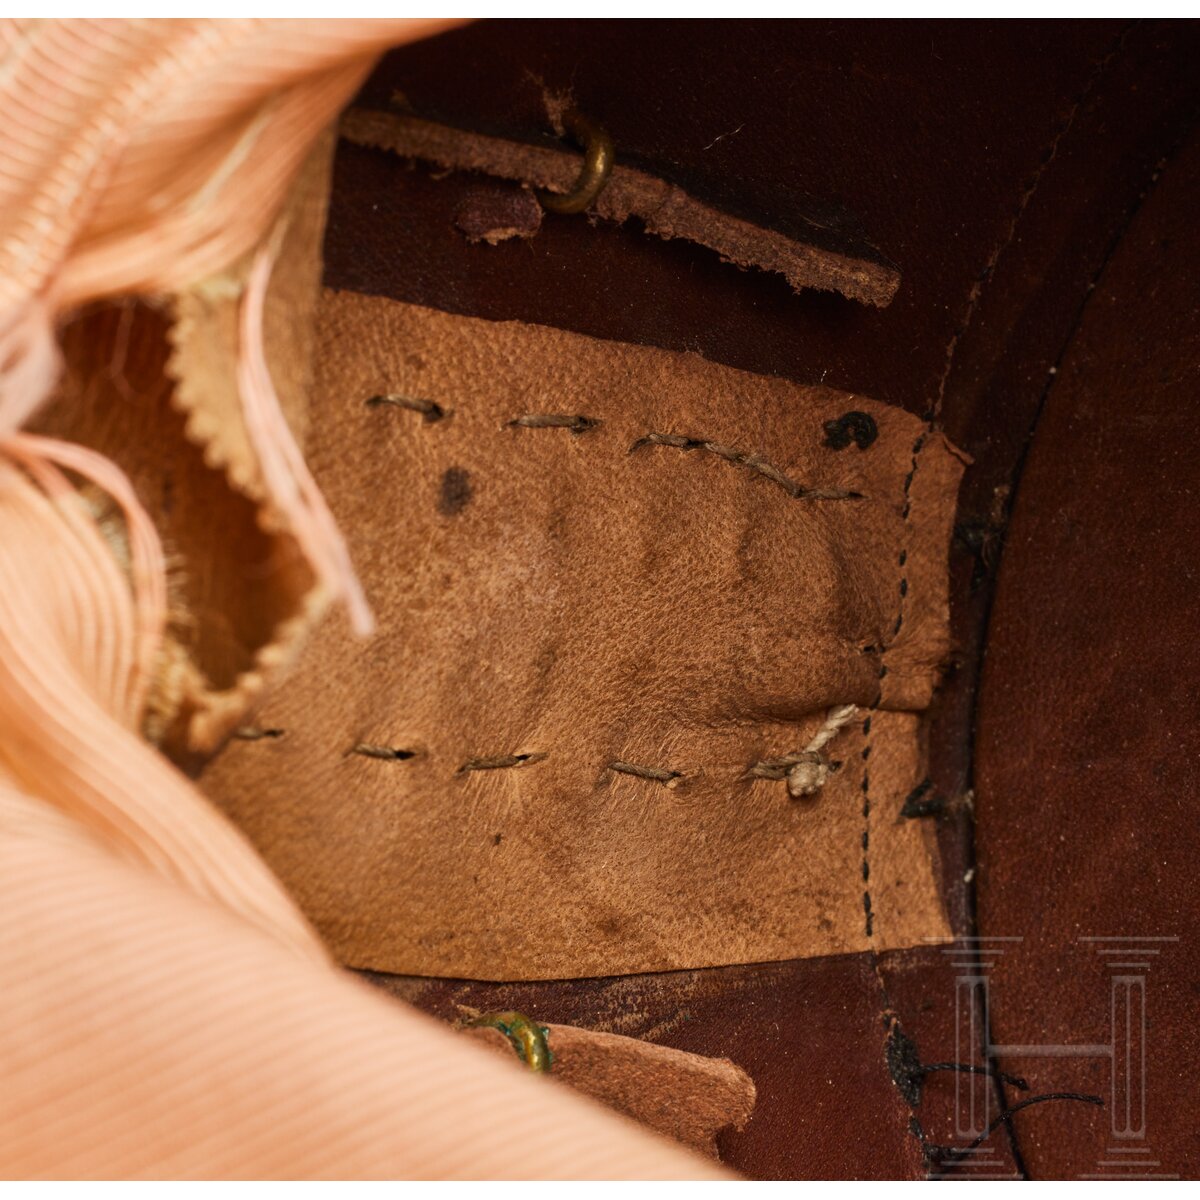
[974,124,1200,1180]
[339,22,1200,1175]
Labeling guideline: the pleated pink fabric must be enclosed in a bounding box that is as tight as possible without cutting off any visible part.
[0,19,727,1179]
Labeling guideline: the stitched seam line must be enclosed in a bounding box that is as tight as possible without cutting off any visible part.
[862,429,927,943]
[859,429,929,1175]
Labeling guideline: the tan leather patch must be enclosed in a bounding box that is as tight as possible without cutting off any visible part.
[200,292,965,979]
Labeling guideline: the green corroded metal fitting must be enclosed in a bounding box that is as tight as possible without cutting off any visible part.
[466,1010,553,1073]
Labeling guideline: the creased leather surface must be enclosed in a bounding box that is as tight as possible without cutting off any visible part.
[462,1021,755,1157]
[200,293,963,979]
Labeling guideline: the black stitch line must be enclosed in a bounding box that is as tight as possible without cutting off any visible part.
[233,726,285,741]
[458,752,548,773]
[924,1094,1103,1171]
[861,726,874,937]
[508,413,601,433]
[366,394,446,422]
[887,1026,1032,1112]
[862,433,928,938]
[859,428,934,1164]
[352,743,417,762]
[608,760,683,785]
[630,431,862,502]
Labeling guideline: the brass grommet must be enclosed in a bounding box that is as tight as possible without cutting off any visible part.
[537,111,615,215]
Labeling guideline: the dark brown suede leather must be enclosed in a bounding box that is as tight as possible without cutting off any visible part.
[973,125,1200,1181]
[199,293,963,979]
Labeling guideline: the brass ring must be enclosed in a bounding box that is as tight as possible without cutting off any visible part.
[466,1010,553,1073]
[537,111,615,215]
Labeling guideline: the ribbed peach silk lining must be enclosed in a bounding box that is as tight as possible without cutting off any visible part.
[0,20,724,1178]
